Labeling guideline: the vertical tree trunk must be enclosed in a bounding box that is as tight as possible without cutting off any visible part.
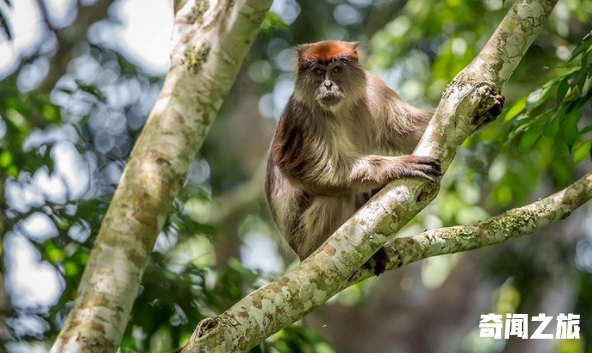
[49,0,272,352]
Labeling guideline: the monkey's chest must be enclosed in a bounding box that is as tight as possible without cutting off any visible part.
[327,123,371,155]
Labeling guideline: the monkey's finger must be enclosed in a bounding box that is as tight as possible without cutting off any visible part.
[410,163,442,176]
[424,158,442,169]
[424,159,442,174]
[409,170,437,183]
[410,163,436,173]
[412,156,442,170]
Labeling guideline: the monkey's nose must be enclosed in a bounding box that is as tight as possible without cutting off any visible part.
[324,80,332,89]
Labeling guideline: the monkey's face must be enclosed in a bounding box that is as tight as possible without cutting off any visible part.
[309,62,346,109]
[295,60,364,112]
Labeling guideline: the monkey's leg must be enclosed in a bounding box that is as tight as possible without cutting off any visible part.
[297,195,357,259]
[298,195,390,276]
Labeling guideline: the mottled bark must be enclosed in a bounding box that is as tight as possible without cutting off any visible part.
[348,171,592,284]
[48,0,272,352]
[186,0,562,352]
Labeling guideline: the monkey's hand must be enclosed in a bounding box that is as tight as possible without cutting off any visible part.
[390,155,442,183]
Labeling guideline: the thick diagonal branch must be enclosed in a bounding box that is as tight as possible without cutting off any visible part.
[186,0,559,352]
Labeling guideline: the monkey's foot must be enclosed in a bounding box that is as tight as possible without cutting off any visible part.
[364,247,389,276]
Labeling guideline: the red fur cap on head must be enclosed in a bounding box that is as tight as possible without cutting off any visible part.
[296,41,360,67]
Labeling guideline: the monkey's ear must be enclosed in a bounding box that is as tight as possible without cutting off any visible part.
[348,41,366,62]
[294,43,316,69]
[293,44,311,71]
[295,43,313,57]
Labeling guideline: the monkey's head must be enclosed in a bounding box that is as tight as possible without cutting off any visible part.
[294,41,366,112]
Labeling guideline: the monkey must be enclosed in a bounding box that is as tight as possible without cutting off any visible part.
[264,41,442,275]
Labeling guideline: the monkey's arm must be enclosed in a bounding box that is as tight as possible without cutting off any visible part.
[289,154,441,196]
[348,154,440,188]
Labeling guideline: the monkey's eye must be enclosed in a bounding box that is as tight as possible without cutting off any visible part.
[315,68,323,76]
[332,66,342,75]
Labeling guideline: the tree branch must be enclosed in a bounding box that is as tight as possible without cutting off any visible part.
[347,171,592,284]
[185,0,560,351]
[48,0,272,351]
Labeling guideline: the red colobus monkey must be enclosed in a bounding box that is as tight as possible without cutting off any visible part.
[265,41,441,275]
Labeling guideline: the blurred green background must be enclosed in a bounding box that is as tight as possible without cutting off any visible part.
[0,0,591,352]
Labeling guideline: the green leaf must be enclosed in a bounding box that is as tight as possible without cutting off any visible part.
[261,12,288,37]
[579,124,592,136]
[519,128,541,151]
[561,110,581,148]
[532,110,557,137]
[6,165,17,177]
[526,82,557,112]
[543,116,560,137]
[42,105,59,122]
[64,261,80,277]
[568,31,592,63]
[0,150,12,168]
[177,186,210,202]
[264,12,288,29]
[48,247,65,262]
[577,53,590,92]
[573,141,591,164]
[503,98,526,122]
[557,78,568,105]
[566,95,588,114]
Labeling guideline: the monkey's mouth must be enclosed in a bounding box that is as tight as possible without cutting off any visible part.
[318,94,343,108]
